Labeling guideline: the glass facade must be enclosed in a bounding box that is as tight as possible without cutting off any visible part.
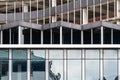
[0,0,119,80]
[0,49,118,80]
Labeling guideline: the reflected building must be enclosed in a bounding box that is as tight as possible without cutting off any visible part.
[0,0,119,80]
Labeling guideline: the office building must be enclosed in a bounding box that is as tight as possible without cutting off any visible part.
[0,0,119,80]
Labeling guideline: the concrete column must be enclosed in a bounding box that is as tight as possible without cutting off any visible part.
[83,8,88,24]
[117,0,120,24]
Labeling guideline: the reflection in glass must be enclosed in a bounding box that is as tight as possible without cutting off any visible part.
[0,50,8,59]
[0,50,9,80]
[49,60,63,80]
[104,50,117,59]
[104,60,117,80]
[12,49,27,80]
[31,60,45,80]
[85,50,99,59]
[49,50,63,59]
[31,50,45,59]
[68,60,81,80]
[67,50,81,59]
[86,60,99,80]
[12,50,27,59]
[30,50,45,80]
[0,61,8,80]
[12,60,27,80]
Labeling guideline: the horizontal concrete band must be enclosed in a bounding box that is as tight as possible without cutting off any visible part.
[0,44,119,48]
[0,21,120,31]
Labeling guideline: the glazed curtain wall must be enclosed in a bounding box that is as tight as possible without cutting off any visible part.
[0,49,119,80]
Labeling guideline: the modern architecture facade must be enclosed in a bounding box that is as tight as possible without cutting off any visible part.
[0,0,120,80]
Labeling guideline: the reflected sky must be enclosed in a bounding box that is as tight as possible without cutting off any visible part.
[31,50,45,58]
[68,60,81,80]
[67,50,81,59]
[85,50,99,59]
[49,50,63,59]
[86,60,99,80]
[104,60,117,80]
[104,50,117,59]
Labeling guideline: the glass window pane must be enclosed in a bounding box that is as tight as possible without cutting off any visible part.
[104,50,117,59]
[73,29,81,44]
[83,29,91,44]
[31,50,45,60]
[23,28,30,44]
[104,60,117,80]
[12,49,27,59]
[12,60,27,80]
[68,60,81,80]
[49,60,63,80]
[104,27,111,44]
[67,50,81,59]
[52,28,60,44]
[11,27,18,44]
[43,29,50,44]
[31,60,45,80]
[3,29,9,44]
[32,29,41,44]
[93,28,101,44]
[49,50,63,59]
[62,27,71,44]
[0,50,8,59]
[85,50,99,59]
[86,60,99,80]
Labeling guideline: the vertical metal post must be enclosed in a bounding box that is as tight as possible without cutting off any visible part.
[111,29,113,44]
[27,49,30,80]
[91,29,93,44]
[60,26,62,44]
[101,26,104,44]
[81,49,85,80]
[9,49,12,80]
[118,49,120,80]
[0,31,3,44]
[100,49,103,80]
[45,49,49,80]
[81,30,83,44]
[18,26,22,44]
[41,31,43,44]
